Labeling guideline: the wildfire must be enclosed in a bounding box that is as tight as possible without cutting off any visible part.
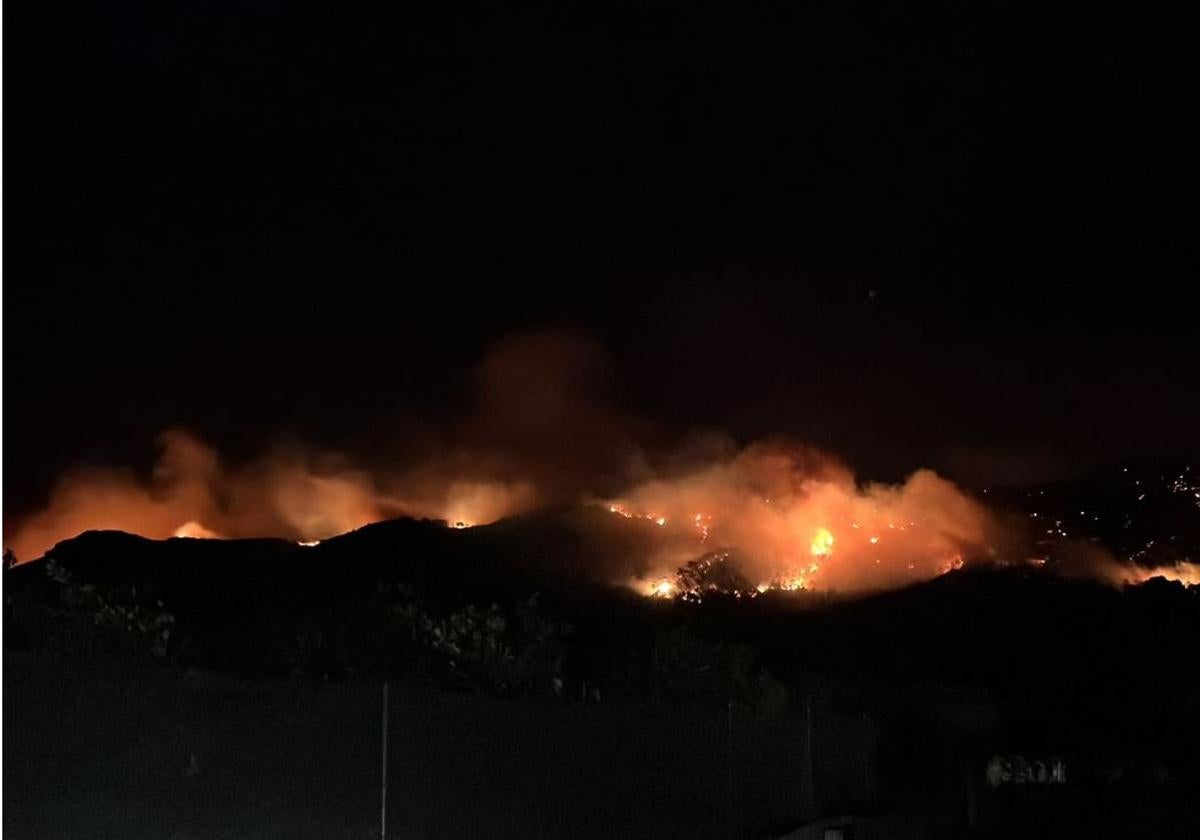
[1119,561,1200,588]
[607,504,667,526]
[7,333,1192,600]
[2,430,546,563]
[810,527,834,557]
[19,426,1191,601]
[601,443,1013,600]
[173,521,221,539]
[649,578,677,598]
[940,554,965,574]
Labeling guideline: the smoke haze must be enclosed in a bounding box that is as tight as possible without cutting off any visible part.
[7,330,1176,593]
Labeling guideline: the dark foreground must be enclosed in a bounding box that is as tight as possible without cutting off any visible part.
[6,652,814,839]
[7,650,1200,840]
[6,509,1200,838]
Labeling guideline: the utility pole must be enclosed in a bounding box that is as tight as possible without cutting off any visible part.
[726,696,734,840]
[862,711,872,806]
[805,692,817,818]
[380,681,389,840]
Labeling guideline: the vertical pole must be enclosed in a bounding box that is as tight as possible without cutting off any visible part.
[805,692,816,818]
[726,697,734,840]
[380,681,389,840]
[862,711,871,806]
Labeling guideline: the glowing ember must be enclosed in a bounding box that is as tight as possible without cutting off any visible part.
[940,554,965,574]
[449,521,473,529]
[606,502,668,527]
[297,539,321,547]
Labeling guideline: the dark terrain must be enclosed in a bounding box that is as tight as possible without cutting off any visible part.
[6,468,1200,838]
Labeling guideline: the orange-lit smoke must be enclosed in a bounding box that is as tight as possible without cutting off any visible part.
[4,331,623,562]
[1125,562,1200,587]
[1086,552,1200,588]
[3,430,540,562]
[611,442,1003,595]
[5,330,1189,595]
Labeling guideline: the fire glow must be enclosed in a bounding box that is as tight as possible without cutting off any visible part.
[5,333,1192,596]
[1117,561,1200,588]
[3,430,537,563]
[6,432,1195,596]
[616,443,1004,598]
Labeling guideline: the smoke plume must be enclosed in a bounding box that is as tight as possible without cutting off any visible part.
[605,441,1006,594]
[6,329,1180,593]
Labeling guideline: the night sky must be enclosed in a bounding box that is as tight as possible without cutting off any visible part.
[5,1,1197,514]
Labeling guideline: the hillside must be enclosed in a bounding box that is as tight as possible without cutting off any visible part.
[7,505,1200,837]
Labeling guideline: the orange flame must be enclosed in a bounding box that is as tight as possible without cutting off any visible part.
[3,431,539,562]
[608,442,1003,597]
[173,521,221,540]
[810,527,834,558]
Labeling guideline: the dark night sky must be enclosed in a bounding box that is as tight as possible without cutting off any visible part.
[5,0,1198,513]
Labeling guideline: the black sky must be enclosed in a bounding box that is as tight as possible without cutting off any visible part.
[5,0,1198,512]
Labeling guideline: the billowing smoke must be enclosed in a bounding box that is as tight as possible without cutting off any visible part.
[1054,541,1200,589]
[4,330,1187,593]
[3,427,544,562]
[605,441,1006,595]
[3,331,631,561]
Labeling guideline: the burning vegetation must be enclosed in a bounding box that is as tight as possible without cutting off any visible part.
[4,333,1196,596]
[608,443,1000,598]
[4,420,1004,600]
[7,430,1198,597]
[1,429,542,565]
